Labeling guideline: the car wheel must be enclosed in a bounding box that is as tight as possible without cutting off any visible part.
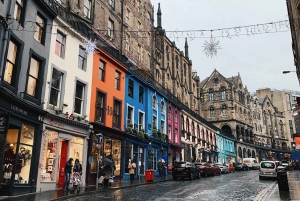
[212,172,215,177]
[190,173,194,180]
[259,176,263,180]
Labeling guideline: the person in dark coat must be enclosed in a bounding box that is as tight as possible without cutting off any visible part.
[63,158,73,191]
[73,159,82,175]
[102,164,112,189]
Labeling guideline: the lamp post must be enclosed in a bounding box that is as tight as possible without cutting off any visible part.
[283,71,296,74]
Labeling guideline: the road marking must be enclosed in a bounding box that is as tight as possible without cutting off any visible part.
[253,181,276,201]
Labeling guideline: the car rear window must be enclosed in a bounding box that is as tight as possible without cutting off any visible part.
[261,162,275,168]
[174,163,186,168]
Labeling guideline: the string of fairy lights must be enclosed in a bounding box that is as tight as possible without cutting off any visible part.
[2,17,294,57]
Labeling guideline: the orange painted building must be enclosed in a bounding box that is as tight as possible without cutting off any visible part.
[86,46,128,184]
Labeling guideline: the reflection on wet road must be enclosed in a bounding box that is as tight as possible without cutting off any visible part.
[65,170,274,201]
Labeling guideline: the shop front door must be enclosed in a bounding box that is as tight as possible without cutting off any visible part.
[58,140,68,188]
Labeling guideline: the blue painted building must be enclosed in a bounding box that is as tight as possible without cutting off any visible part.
[216,132,236,165]
[123,69,169,180]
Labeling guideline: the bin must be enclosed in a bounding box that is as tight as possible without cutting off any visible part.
[145,169,154,183]
[277,166,289,191]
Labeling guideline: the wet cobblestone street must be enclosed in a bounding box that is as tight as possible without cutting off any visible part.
[63,170,274,201]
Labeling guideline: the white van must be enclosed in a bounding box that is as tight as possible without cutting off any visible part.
[243,158,258,169]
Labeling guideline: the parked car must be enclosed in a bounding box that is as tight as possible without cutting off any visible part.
[172,161,200,180]
[259,161,277,180]
[252,163,260,170]
[215,163,230,174]
[227,164,235,173]
[235,163,249,171]
[194,162,214,177]
[210,163,221,175]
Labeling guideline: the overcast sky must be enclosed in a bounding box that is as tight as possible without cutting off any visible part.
[150,0,299,93]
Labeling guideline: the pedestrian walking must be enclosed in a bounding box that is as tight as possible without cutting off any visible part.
[162,160,166,180]
[63,158,73,191]
[157,158,163,180]
[128,160,136,183]
[73,159,82,175]
[102,164,112,189]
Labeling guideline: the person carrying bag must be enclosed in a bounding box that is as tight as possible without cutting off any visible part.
[128,160,136,183]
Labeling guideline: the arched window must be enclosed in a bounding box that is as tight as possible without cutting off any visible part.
[152,95,157,109]
[201,128,204,139]
[197,126,200,138]
[191,122,195,135]
[222,105,227,116]
[209,89,214,101]
[186,118,190,132]
[210,107,215,117]
[161,101,165,114]
[221,87,226,100]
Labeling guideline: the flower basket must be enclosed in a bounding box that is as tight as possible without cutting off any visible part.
[126,127,133,134]
[144,133,149,140]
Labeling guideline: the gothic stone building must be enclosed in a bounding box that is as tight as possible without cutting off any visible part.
[199,70,254,162]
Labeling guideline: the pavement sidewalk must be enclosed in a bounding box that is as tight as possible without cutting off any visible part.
[0,174,172,201]
[257,170,300,201]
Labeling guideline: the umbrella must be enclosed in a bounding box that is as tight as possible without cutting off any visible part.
[102,157,114,167]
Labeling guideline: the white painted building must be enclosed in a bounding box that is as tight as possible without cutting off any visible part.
[36,7,93,192]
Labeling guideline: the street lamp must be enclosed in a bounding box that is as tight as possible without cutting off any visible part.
[283,71,296,74]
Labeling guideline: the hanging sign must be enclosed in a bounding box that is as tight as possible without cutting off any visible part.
[0,113,9,134]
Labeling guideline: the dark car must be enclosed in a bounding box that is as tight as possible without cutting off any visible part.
[194,162,214,177]
[235,163,249,171]
[172,161,200,180]
[210,163,222,175]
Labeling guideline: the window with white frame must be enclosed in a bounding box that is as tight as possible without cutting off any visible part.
[55,31,66,58]
[152,116,157,129]
[74,81,85,114]
[49,68,63,107]
[125,33,130,51]
[138,111,144,130]
[161,101,165,114]
[125,9,130,24]
[209,89,214,101]
[221,87,226,100]
[78,46,86,70]
[84,0,92,19]
[168,125,172,142]
[152,95,157,109]
[161,120,165,133]
[108,19,114,38]
[127,106,133,125]
[148,148,157,170]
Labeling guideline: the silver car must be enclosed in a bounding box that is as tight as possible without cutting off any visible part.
[259,161,277,179]
[215,163,230,174]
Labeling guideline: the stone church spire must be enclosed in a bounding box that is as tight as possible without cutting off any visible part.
[157,3,162,29]
[185,38,189,58]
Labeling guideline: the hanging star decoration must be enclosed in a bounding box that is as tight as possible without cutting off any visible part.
[202,37,221,58]
[82,38,99,56]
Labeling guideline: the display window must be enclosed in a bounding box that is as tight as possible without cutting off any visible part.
[148,148,157,170]
[90,137,103,173]
[40,130,58,182]
[1,124,35,185]
[70,136,84,163]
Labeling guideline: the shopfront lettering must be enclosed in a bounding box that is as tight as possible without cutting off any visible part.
[49,119,65,128]
[0,114,9,134]
[11,105,28,115]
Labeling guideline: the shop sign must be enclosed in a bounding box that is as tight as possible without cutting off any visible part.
[0,113,9,134]
[11,104,28,115]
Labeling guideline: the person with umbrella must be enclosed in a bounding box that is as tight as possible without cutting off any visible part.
[102,164,112,189]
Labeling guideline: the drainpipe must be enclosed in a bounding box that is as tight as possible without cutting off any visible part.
[120,0,124,55]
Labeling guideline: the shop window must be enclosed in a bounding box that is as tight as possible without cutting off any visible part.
[148,148,157,170]
[2,124,35,185]
[103,137,121,175]
[40,130,58,182]
[90,139,103,173]
[125,142,133,174]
